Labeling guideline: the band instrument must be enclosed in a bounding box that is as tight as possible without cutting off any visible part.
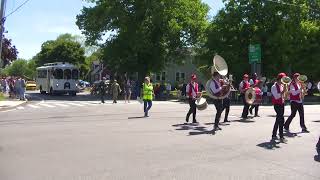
[297,75,308,99]
[205,55,231,99]
[281,76,292,100]
[245,87,256,105]
[195,97,208,111]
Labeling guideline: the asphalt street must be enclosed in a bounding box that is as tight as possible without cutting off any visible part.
[0,92,319,180]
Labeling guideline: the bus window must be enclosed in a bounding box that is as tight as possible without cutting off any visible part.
[54,69,63,79]
[72,69,79,80]
[37,70,47,78]
[64,69,71,79]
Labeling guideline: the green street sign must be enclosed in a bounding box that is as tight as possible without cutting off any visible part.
[249,44,261,64]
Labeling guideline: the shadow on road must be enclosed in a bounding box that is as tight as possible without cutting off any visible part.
[257,141,281,150]
[313,120,320,123]
[128,116,146,119]
[232,119,255,123]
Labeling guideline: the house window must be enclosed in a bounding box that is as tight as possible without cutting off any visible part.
[176,72,180,82]
[161,72,166,81]
[156,72,166,81]
[176,72,185,82]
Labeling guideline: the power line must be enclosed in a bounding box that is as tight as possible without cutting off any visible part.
[5,0,31,18]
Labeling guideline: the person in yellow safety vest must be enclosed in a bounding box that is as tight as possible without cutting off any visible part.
[141,76,154,117]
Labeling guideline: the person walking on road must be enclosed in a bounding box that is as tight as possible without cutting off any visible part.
[111,80,121,104]
[271,73,287,143]
[124,78,132,103]
[185,74,200,124]
[141,77,153,117]
[20,77,26,101]
[99,77,107,104]
[284,73,309,133]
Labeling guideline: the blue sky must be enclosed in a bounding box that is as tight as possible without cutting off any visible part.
[5,0,224,59]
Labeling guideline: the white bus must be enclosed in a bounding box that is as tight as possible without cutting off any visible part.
[36,62,79,96]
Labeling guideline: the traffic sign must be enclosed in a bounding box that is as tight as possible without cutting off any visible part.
[249,44,261,64]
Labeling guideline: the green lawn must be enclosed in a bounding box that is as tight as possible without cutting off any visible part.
[0,93,5,101]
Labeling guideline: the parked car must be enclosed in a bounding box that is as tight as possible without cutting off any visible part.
[26,80,37,90]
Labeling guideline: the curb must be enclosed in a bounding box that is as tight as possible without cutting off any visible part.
[0,100,28,112]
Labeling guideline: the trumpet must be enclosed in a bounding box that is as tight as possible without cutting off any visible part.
[297,75,308,99]
[281,76,292,100]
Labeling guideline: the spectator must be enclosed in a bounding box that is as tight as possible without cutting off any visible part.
[124,78,132,103]
[307,80,313,96]
[166,82,171,99]
[20,77,26,101]
[262,83,268,104]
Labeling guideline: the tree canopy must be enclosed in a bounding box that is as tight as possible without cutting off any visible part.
[1,36,18,68]
[1,59,36,79]
[76,0,209,80]
[198,0,320,81]
[34,34,85,67]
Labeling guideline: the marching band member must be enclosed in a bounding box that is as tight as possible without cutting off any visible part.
[271,73,287,142]
[284,73,309,133]
[249,80,263,117]
[239,74,250,119]
[185,74,200,123]
[210,72,224,131]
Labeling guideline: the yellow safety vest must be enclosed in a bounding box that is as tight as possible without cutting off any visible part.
[143,83,153,100]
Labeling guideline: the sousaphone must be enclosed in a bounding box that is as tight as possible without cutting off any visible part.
[206,55,231,99]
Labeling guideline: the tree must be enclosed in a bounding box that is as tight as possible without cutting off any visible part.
[76,0,209,81]
[198,0,320,81]
[1,36,18,68]
[2,59,35,78]
[35,34,85,67]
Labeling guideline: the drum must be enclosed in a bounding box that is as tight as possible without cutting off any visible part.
[195,97,208,111]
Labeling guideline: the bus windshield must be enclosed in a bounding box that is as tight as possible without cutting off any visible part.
[72,69,79,79]
[53,69,63,79]
[64,69,72,79]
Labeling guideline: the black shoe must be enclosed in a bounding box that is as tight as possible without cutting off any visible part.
[224,120,230,123]
[186,118,189,123]
[249,109,253,115]
[284,126,289,132]
[272,136,279,140]
[302,129,310,133]
[280,137,287,143]
[214,126,222,130]
[192,120,198,124]
[254,115,260,117]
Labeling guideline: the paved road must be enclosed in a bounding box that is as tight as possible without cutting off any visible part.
[0,92,319,180]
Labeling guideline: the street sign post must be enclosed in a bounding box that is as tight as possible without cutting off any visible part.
[249,44,262,76]
[249,44,261,64]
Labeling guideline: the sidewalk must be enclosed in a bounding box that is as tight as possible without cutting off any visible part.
[0,95,28,111]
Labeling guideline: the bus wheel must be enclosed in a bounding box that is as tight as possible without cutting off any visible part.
[40,86,46,94]
[69,92,76,96]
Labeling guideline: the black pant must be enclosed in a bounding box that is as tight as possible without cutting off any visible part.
[241,95,250,118]
[222,97,230,121]
[249,105,259,116]
[272,104,285,138]
[213,99,223,127]
[284,101,306,130]
[186,98,196,122]
[100,93,105,103]
[144,100,152,116]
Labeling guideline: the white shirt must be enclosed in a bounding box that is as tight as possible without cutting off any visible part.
[166,83,171,91]
[307,82,312,90]
[271,83,283,100]
[209,79,222,94]
[186,82,197,98]
[249,79,254,86]
[262,85,268,93]
[239,80,249,93]
[289,82,302,103]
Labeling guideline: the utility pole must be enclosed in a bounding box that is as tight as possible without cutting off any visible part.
[0,0,6,68]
